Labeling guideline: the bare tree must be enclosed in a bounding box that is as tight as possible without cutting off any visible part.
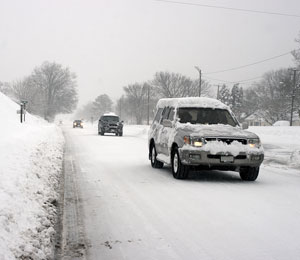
[151,71,210,98]
[0,81,12,96]
[151,71,192,98]
[93,94,113,118]
[189,79,211,97]
[30,61,78,121]
[253,69,296,124]
[292,31,300,67]
[74,101,95,121]
[123,83,149,124]
[9,78,41,113]
[241,87,260,120]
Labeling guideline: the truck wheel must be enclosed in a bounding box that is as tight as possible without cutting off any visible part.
[172,147,189,179]
[239,167,259,181]
[119,131,123,136]
[150,144,163,168]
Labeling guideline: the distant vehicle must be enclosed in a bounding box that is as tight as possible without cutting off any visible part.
[98,113,123,136]
[73,120,83,128]
[148,97,264,181]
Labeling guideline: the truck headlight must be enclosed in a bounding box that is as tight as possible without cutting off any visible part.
[193,140,203,147]
[248,138,261,148]
[184,136,204,147]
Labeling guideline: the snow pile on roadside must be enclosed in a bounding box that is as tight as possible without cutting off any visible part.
[250,126,300,167]
[290,150,300,167]
[0,92,64,259]
[124,124,149,138]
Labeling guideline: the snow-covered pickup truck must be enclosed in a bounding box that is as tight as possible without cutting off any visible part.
[148,97,264,181]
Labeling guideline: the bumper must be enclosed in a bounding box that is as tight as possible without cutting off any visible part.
[102,126,122,133]
[179,149,264,168]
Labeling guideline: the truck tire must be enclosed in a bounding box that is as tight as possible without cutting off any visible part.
[150,144,163,168]
[171,147,189,179]
[239,167,259,181]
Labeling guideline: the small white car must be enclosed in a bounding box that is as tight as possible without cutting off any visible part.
[148,97,264,180]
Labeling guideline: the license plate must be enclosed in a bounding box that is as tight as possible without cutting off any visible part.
[220,155,234,163]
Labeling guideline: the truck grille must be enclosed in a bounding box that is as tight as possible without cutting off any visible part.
[205,138,247,145]
[207,154,247,159]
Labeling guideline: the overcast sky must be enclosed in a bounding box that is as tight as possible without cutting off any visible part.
[0,0,300,106]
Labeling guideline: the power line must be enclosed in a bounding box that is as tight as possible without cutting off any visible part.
[154,0,300,18]
[203,75,262,84]
[204,50,296,75]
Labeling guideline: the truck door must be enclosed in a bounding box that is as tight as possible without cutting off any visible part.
[160,107,175,156]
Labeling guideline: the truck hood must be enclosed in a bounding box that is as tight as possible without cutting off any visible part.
[176,123,258,139]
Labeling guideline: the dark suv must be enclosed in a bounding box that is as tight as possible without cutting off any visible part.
[98,114,123,136]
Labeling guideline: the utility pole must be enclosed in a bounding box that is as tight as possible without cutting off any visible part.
[216,85,220,99]
[195,66,202,97]
[20,103,23,123]
[147,84,150,125]
[290,69,299,126]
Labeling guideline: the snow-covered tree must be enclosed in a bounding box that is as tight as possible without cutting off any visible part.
[231,84,244,119]
[218,84,231,105]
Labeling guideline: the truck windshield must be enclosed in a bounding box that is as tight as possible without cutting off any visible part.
[178,107,237,126]
[102,116,119,122]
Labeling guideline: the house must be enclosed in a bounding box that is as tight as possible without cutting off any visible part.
[243,113,271,126]
[244,111,300,126]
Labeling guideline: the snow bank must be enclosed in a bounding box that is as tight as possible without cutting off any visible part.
[0,92,64,259]
[273,120,290,126]
[250,126,300,167]
[124,124,149,138]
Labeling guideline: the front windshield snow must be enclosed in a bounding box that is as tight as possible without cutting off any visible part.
[178,107,237,127]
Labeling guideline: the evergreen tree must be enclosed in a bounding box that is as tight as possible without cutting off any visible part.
[231,84,244,119]
[218,84,231,105]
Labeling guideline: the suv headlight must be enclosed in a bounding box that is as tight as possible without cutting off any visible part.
[184,136,204,147]
[248,138,261,148]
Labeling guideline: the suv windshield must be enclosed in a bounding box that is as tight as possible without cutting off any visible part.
[178,107,237,126]
[101,116,119,122]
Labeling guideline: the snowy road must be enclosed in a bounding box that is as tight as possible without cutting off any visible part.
[62,124,300,260]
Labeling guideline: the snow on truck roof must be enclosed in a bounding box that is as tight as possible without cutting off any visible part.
[156,97,228,110]
[102,112,118,117]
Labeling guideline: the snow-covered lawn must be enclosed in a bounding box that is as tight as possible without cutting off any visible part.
[250,126,300,168]
[0,93,64,259]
